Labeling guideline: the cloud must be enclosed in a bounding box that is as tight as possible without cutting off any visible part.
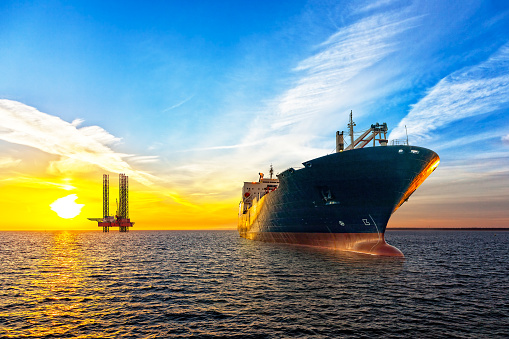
[71,118,85,127]
[271,12,418,131]
[47,157,97,175]
[234,11,419,154]
[503,134,509,144]
[249,11,418,156]
[164,10,421,195]
[390,43,509,141]
[0,156,21,168]
[0,99,155,186]
[433,128,509,151]
[355,0,397,14]
[162,95,195,112]
[178,140,264,152]
[0,100,201,208]
[126,155,160,164]
[0,176,76,190]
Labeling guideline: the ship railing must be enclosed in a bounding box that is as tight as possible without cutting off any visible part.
[390,139,409,146]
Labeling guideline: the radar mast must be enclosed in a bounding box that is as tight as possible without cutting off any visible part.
[348,110,356,148]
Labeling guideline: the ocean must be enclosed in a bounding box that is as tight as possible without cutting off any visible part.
[1,230,508,338]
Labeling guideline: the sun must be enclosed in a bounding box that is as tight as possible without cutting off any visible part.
[50,194,85,219]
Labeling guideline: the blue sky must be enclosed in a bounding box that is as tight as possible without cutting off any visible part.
[1,0,509,228]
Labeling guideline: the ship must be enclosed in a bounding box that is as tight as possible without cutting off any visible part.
[238,112,439,256]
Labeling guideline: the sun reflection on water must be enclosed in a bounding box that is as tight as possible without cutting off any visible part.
[3,231,506,338]
[8,232,101,337]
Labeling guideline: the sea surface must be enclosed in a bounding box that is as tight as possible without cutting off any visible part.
[1,230,508,338]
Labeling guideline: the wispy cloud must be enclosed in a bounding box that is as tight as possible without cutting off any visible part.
[0,99,156,186]
[271,12,418,131]
[162,95,194,112]
[178,140,264,152]
[390,43,509,141]
[0,176,76,190]
[163,10,421,195]
[0,100,202,207]
[236,11,420,152]
[502,134,509,144]
[0,156,21,168]
[355,0,397,14]
[126,155,160,164]
[433,128,509,151]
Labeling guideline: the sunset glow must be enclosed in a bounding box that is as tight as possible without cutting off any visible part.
[1,1,508,230]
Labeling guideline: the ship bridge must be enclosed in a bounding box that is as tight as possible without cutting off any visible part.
[240,165,279,214]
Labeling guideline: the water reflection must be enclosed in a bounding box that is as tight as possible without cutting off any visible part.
[2,230,505,338]
[238,237,405,276]
[7,232,94,337]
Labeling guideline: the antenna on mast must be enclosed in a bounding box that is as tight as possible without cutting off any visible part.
[269,164,274,179]
[348,110,356,148]
[405,125,409,145]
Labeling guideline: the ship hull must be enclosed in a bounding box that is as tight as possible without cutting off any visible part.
[238,145,439,256]
[242,231,403,256]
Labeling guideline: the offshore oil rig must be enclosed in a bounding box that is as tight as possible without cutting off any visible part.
[88,173,134,232]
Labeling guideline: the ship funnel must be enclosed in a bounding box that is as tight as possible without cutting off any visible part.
[336,131,344,152]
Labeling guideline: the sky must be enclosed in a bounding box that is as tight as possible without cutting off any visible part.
[1,0,509,230]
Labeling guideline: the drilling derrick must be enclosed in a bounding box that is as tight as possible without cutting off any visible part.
[119,174,126,218]
[88,173,134,232]
[102,174,110,232]
[103,174,109,218]
[118,173,131,232]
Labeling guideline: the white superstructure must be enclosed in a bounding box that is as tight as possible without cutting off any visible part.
[240,166,279,214]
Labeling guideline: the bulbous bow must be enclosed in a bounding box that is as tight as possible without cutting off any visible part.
[351,236,404,257]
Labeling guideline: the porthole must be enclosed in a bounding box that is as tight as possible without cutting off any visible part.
[398,149,404,154]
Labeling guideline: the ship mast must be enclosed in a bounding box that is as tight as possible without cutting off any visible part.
[269,164,274,179]
[348,110,356,148]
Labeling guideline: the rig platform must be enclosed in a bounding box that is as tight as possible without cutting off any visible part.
[88,173,134,232]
